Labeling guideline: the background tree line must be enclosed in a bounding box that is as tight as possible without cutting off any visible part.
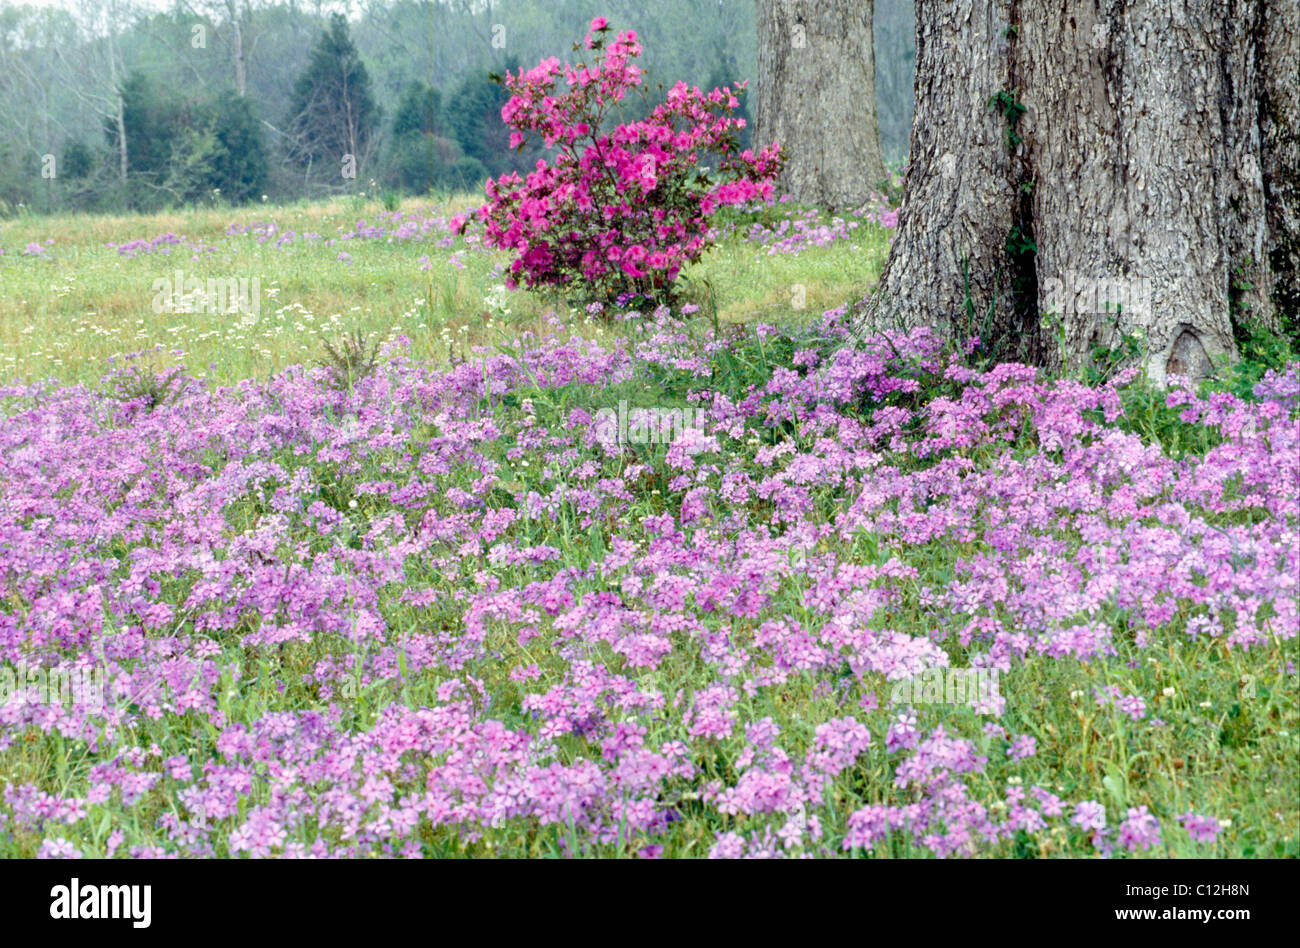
[0,0,915,216]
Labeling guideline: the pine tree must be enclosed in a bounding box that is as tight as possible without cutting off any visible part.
[385,82,456,194]
[208,96,268,204]
[284,13,379,185]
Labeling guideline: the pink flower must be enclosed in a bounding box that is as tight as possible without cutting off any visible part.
[1178,812,1223,843]
[466,21,782,301]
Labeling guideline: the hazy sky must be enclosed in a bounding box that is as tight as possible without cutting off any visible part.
[7,0,355,11]
[13,0,173,7]
[2,0,361,28]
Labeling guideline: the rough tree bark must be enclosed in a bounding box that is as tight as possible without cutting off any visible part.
[233,18,247,97]
[1260,0,1300,335]
[858,0,1300,384]
[756,0,889,210]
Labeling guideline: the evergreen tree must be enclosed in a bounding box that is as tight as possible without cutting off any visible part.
[284,13,379,184]
[110,70,170,181]
[208,96,268,204]
[444,58,533,180]
[391,81,442,139]
[61,141,94,180]
[385,81,467,194]
[104,70,268,208]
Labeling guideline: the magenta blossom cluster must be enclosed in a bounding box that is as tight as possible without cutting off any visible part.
[461,20,782,300]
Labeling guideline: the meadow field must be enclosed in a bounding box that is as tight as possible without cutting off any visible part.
[0,194,888,386]
[0,194,1296,858]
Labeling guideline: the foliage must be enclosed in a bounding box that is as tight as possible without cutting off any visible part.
[207,96,270,205]
[383,81,482,195]
[0,0,921,215]
[1,305,1295,858]
[104,71,267,209]
[320,328,380,391]
[1,193,1295,858]
[445,62,530,180]
[59,140,94,180]
[462,19,783,304]
[103,361,188,412]
[284,14,380,183]
[1212,322,1299,403]
[988,89,1027,152]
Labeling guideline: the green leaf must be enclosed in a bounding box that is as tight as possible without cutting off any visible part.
[1102,765,1127,809]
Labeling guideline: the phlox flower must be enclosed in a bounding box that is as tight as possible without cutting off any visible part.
[1178,812,1223,843]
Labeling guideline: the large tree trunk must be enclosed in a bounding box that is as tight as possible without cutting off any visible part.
[755,0,889,210]
[857,0,1026,355]
[1260,0,1300,336]
[858,0,1299,384]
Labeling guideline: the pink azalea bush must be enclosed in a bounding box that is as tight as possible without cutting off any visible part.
[457,19,783,302]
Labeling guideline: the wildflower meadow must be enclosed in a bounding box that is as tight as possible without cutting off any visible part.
[2,190,1296,859]
[0,12,1295,897]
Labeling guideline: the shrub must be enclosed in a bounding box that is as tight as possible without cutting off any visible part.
[447,156,488,191]
[104,363,187,412]
[320,329,380,391]
[458,18,783,304]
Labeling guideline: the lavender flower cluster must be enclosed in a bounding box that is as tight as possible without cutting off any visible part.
[0,310,1294,858]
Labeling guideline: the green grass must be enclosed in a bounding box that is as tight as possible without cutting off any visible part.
[0,193,884,386]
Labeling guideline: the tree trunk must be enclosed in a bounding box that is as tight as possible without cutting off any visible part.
[234,18,248,97]
[115,93,128,183]
[1260,0,1300,336]
[856,0,1025,355]
[858,0,1299,384]
[107,27,127,184]
[755,0,889,210]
